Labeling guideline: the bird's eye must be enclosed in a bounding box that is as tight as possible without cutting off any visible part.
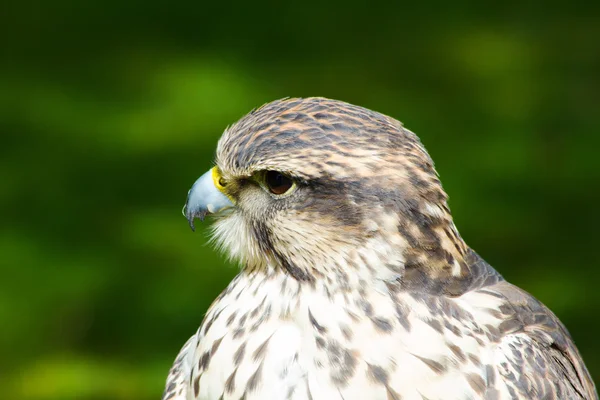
[264,171,294,195]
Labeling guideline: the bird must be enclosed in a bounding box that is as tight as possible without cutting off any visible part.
[162,97,597,400]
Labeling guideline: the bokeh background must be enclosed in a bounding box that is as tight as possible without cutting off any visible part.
[2,1,599,399]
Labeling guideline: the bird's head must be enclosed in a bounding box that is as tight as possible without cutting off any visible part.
[184,98,468,288]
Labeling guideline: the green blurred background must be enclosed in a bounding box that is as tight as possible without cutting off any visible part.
[1,1,599,399]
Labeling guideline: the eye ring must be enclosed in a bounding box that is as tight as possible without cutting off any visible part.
[264,171,295,196]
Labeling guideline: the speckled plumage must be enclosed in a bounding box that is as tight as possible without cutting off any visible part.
[163,97,597,400]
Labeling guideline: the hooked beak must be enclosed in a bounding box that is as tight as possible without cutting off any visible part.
[183,167,234,231]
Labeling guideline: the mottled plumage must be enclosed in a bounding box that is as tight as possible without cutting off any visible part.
[163,98,597,400]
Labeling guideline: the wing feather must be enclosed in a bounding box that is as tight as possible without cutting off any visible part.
[162,334,197,400]
[485,281,597,399]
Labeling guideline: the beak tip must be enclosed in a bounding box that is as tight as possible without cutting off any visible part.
[184,205,207,233]
[183,169,233,232]
[183,204,195,232]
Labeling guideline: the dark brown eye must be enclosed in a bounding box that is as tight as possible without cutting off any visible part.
[265,171,294,195]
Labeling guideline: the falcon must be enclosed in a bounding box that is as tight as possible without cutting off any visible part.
[163,97,597,400]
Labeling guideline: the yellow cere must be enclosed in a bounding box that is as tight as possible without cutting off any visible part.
[211,167,226,191]
[211,166,237,203]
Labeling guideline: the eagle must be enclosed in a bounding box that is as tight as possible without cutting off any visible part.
[162,97,597,400]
